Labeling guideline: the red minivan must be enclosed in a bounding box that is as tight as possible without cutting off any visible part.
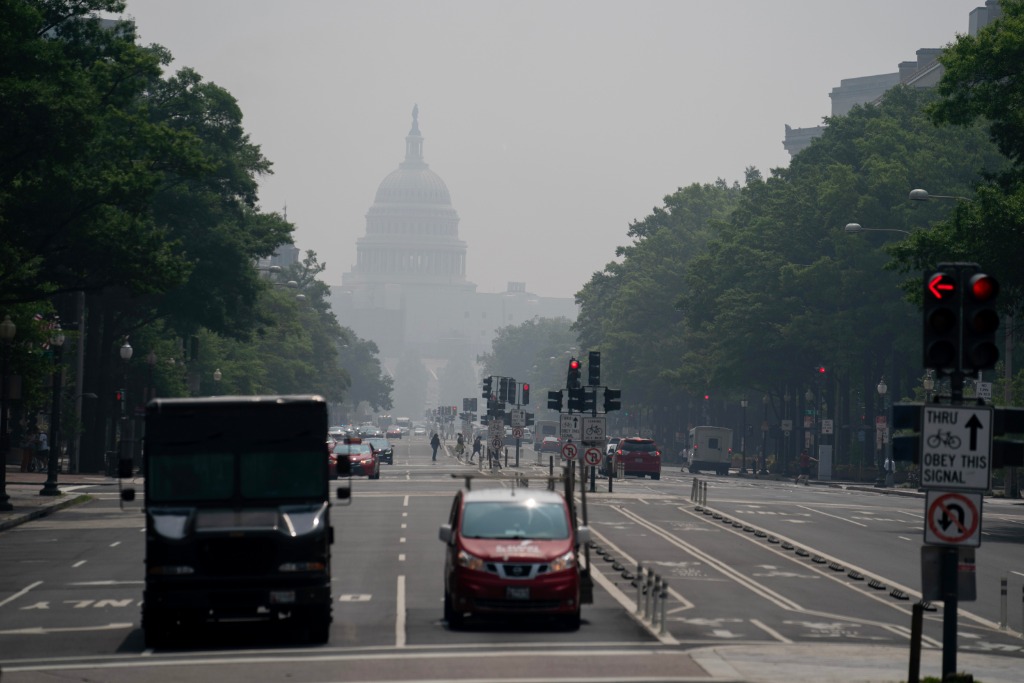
[608,437,661,480]
[438,487,590,629]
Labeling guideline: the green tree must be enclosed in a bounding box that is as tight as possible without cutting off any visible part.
[478,317,577,397]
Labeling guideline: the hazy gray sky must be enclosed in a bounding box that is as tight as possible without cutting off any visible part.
[122,0,984,299]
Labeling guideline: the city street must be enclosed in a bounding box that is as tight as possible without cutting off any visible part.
[1,436,1022,682]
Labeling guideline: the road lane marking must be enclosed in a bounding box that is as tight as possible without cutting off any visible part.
[0,623,132,635]
[72,561,86,568]
[395,575,406,648]
[679,504,1004,632]
[403,495,409,507]
[398,554,406,562]
[750,618,792,643]
[0,581,42,608]
[796,505,867,527]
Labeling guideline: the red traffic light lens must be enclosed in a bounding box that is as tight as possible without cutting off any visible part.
[522,383,529,391]
[968,273,998,301]
[927,272,957,300]
[569,360,580,370]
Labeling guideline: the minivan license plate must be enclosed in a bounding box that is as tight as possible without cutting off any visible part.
[635,457,644,463]
[506,586,529,600]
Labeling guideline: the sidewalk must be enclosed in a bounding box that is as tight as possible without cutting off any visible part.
[0,464,112,532]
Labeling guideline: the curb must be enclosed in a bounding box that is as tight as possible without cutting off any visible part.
[0,493,92,533]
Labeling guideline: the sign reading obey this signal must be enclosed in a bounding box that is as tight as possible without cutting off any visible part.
[920,405,992,491]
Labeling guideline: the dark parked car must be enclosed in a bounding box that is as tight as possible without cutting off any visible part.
[366,437,394,465]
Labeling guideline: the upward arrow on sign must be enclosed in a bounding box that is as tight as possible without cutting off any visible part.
[966,413,983,451]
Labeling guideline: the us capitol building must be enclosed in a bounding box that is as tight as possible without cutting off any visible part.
[329,106,576,362]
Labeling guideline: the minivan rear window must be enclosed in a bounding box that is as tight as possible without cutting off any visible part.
[461,502,569,540]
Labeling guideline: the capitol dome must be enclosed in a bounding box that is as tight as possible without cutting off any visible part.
[343,106,471,290]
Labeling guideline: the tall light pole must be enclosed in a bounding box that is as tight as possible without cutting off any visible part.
[0,315,17,510]
[119,340,133,473]
[740,398,748,474]
[876,376,888,486]
[40,322,65,496]
[759,394,769,475]
[146,350,157,404]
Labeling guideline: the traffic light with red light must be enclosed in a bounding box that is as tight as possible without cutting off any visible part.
[962,272,999,371]
[567,358,581,390]
[923,268,960,372]
[521,383,530,405]
[816,366,826,375]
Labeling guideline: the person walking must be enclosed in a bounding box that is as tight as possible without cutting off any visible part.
[35,430,49,473]
[455,433,465,460]
[797,449,817,484]
[430,432,441,462]
[470,435,482,464]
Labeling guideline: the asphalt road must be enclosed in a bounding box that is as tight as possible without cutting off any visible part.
[1,435,1022,682]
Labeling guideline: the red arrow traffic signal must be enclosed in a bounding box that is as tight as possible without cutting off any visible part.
[927,273,957,300]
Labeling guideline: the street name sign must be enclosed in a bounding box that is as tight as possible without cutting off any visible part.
[920,405,993,491]
[560,414,582,442]
[924,490,982,547]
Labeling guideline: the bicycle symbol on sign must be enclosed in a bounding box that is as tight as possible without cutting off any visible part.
[585,424,604,437]
[926,429,961,449]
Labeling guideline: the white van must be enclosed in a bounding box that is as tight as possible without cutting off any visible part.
[687,426,733,475]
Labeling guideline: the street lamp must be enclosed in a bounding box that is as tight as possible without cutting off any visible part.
[146,350,157,404]
[844,223,911,236]
[876,376,888,486]
[740,399,748,474]
[0,315,16,510]
[922,370,935,404]
[909,189,972,203]
[118,340,133,474]
[759,395,769,475]
[40,322,65,496]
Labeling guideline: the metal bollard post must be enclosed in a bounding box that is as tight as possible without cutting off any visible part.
[644,570,653,620]
[589,464,596,493]
[701,480,708,506]
[651,575,661,627]
[659,580,669,635]
[617,459,625,480]
[1000,575,1007,629]
[690,478,697,502]
[635,563,644,616]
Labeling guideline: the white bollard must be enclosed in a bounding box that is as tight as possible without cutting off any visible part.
[1000,575,1007,629]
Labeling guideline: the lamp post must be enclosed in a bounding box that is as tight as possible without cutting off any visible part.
[119,340,133,472]
[146,350,157,404]
[759,394,769,475]
[40,323,65,496]
[213,368,222,394]
[876,376,888,486]
[0,315,16,510]
[805,388,816,476]
[740,399,748,474]
[923,370,935,404]
[782,388,791,476]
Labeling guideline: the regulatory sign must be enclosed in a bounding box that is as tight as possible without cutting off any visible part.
[583,447,602,466]
[510,409,525,428]
[582,416,606,444]
[560,414,582,442]
[490,435,504,451]
[820,419,833,435]
[925,490,982,547]
[511,426,524,440]
[920,405,993,491]
[561,442,578,461]
[488,419,503,439]
[976,382,992,400]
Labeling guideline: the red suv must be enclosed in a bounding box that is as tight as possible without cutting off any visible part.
[605,437,661,480]
[331,437,379,479]
[438,487,590,629]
